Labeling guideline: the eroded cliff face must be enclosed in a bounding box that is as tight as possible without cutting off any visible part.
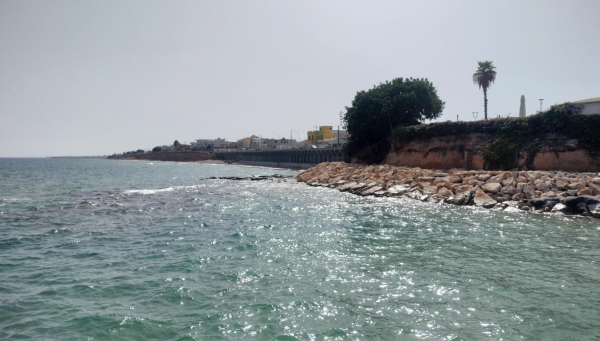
[384,134,489,170]
[384,133,600,172]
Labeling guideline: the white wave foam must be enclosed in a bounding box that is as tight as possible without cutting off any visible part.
[124,187,175,195]
[123,184,206,195]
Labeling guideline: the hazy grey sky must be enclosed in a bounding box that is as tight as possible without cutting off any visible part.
[1,0,599,157]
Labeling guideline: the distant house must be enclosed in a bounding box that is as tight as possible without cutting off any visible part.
[258,138,297,150]
[212,138,229,149]
[573,97,600,114]
[194,139,214,149]
[237,135,260,148]
[307,126,348,146]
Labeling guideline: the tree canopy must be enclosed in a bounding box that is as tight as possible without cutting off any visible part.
[472,61,497,120]
[341,77,445,163]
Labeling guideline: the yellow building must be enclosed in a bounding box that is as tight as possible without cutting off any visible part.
[306,126,335,145]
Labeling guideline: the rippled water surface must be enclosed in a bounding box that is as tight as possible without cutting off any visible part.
[1,158,599,340]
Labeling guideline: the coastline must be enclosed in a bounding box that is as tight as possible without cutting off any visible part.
[110,157,312,170]
[297,162,600,218]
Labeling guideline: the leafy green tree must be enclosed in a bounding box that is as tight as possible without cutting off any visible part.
[472,61,497,120]
[342,77,444,163]
[152,146,162,152]
[174,140,180,147]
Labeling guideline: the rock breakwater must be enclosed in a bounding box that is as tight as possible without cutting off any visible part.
[297,162,600,218]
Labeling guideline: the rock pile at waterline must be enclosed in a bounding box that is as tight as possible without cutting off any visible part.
[297,162,600,218]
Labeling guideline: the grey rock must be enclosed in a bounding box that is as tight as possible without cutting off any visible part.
[501,186,519,195]
[492,193,511,203]
[535,182,552,192]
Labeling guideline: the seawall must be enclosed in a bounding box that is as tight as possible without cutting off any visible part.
[297,162,600,218]
[230,161,316,170]
[109,151,212,162]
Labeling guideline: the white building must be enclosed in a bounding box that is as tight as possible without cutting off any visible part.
[194,139,213,149]
[212,138,229,149]
[573,97,600,114]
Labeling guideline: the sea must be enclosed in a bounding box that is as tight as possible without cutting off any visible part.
[1,158,599,340]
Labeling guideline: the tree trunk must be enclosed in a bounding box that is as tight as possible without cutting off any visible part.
[484,87,488,120]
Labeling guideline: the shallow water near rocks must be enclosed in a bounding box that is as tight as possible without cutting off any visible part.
[1,158,599,340]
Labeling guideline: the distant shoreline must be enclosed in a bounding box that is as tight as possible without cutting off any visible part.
[112,157,310,170]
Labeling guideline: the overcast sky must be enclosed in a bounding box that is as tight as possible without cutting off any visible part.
[1,0,599,157]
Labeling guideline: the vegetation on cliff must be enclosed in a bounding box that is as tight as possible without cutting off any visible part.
[393,102,600,170]
[341,77,445,164]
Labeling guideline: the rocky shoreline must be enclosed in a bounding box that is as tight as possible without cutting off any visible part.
[297,162,600,218]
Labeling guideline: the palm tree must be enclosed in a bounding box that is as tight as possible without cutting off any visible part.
[472,61,497,120]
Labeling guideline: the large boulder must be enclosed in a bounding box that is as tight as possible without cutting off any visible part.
[589,203,600,218]
[433,176,451,184]
[454,185,472,195]
[492,193,511,203]
[512,193,526,201]
[555,180,569,191]
[501,186,519,195]
[551,203,570,214]
[474,188,497,208]
[535,182,552,192]
[568,182,584,190]
[423,185,439,195]
[501,179,515,187]
[446,194,468,206]
[437,187,453,198]
[589,183,600,196]
[522,185,535,199]
[449,176,462,183]
[478,174,492,181]
[482,183,502,194]
[360,186,382,196]
[386,185,409,196]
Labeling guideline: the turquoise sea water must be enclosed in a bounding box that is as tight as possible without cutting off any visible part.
[1,158,599,340]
